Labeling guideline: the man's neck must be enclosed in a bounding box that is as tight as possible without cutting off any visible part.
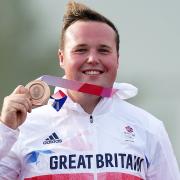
[67,90,101,114]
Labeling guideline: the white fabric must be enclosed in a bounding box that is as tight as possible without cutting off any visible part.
[0,121,19,160]
[0,82,179,180]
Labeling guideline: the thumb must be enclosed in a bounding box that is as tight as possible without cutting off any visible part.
[12,85,29,95]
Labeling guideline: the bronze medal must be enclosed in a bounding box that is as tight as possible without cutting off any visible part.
[25,80,50,108]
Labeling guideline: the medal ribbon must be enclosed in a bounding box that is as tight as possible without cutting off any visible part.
[39,75,118,97]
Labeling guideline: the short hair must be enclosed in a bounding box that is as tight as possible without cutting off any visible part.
[60,1,120,53]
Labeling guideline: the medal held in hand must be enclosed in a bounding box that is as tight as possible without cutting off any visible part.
[25,80,50,108]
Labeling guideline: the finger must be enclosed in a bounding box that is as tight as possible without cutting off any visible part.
[25,97,32,113]
[12,85,30,98]
[14,94,32,111]
[1,102,27,129]
[4,95,30,113]
[11,102,27,115]
[12,85,24,94]
[11,103,28,125]
[23,97,32,113]
[10,97,32,113]
[5,93,32,113]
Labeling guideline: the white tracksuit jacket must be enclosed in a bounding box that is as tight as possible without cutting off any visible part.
[0,83,179,180]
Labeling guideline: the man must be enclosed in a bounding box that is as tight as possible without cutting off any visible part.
[0,1,179,180]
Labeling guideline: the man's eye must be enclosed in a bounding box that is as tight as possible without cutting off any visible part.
[99,49,110,54]
[74,49,86,53]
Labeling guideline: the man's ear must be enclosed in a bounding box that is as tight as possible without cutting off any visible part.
[58,49,64,68]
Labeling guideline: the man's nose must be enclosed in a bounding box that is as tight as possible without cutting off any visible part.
[86,51,100,65]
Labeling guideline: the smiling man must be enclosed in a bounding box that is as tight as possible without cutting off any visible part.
[59,20,119,113]
[0,1,179,180]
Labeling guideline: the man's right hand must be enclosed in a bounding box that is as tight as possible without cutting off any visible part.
[0,85,32,129]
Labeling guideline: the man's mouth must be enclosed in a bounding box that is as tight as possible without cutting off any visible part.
[82,70,103,75]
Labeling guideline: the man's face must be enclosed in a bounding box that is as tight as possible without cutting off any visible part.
[59,21,119,88]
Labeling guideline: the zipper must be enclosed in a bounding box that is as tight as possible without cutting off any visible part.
[89,115,93,123]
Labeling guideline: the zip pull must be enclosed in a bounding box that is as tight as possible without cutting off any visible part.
[90,115,93,123]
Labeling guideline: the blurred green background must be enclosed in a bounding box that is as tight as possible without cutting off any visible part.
[0,0,179,167]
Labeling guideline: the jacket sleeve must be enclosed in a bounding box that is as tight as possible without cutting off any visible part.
[146,122,180,180]
[0,122,20,179]
[0,122,19,159]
